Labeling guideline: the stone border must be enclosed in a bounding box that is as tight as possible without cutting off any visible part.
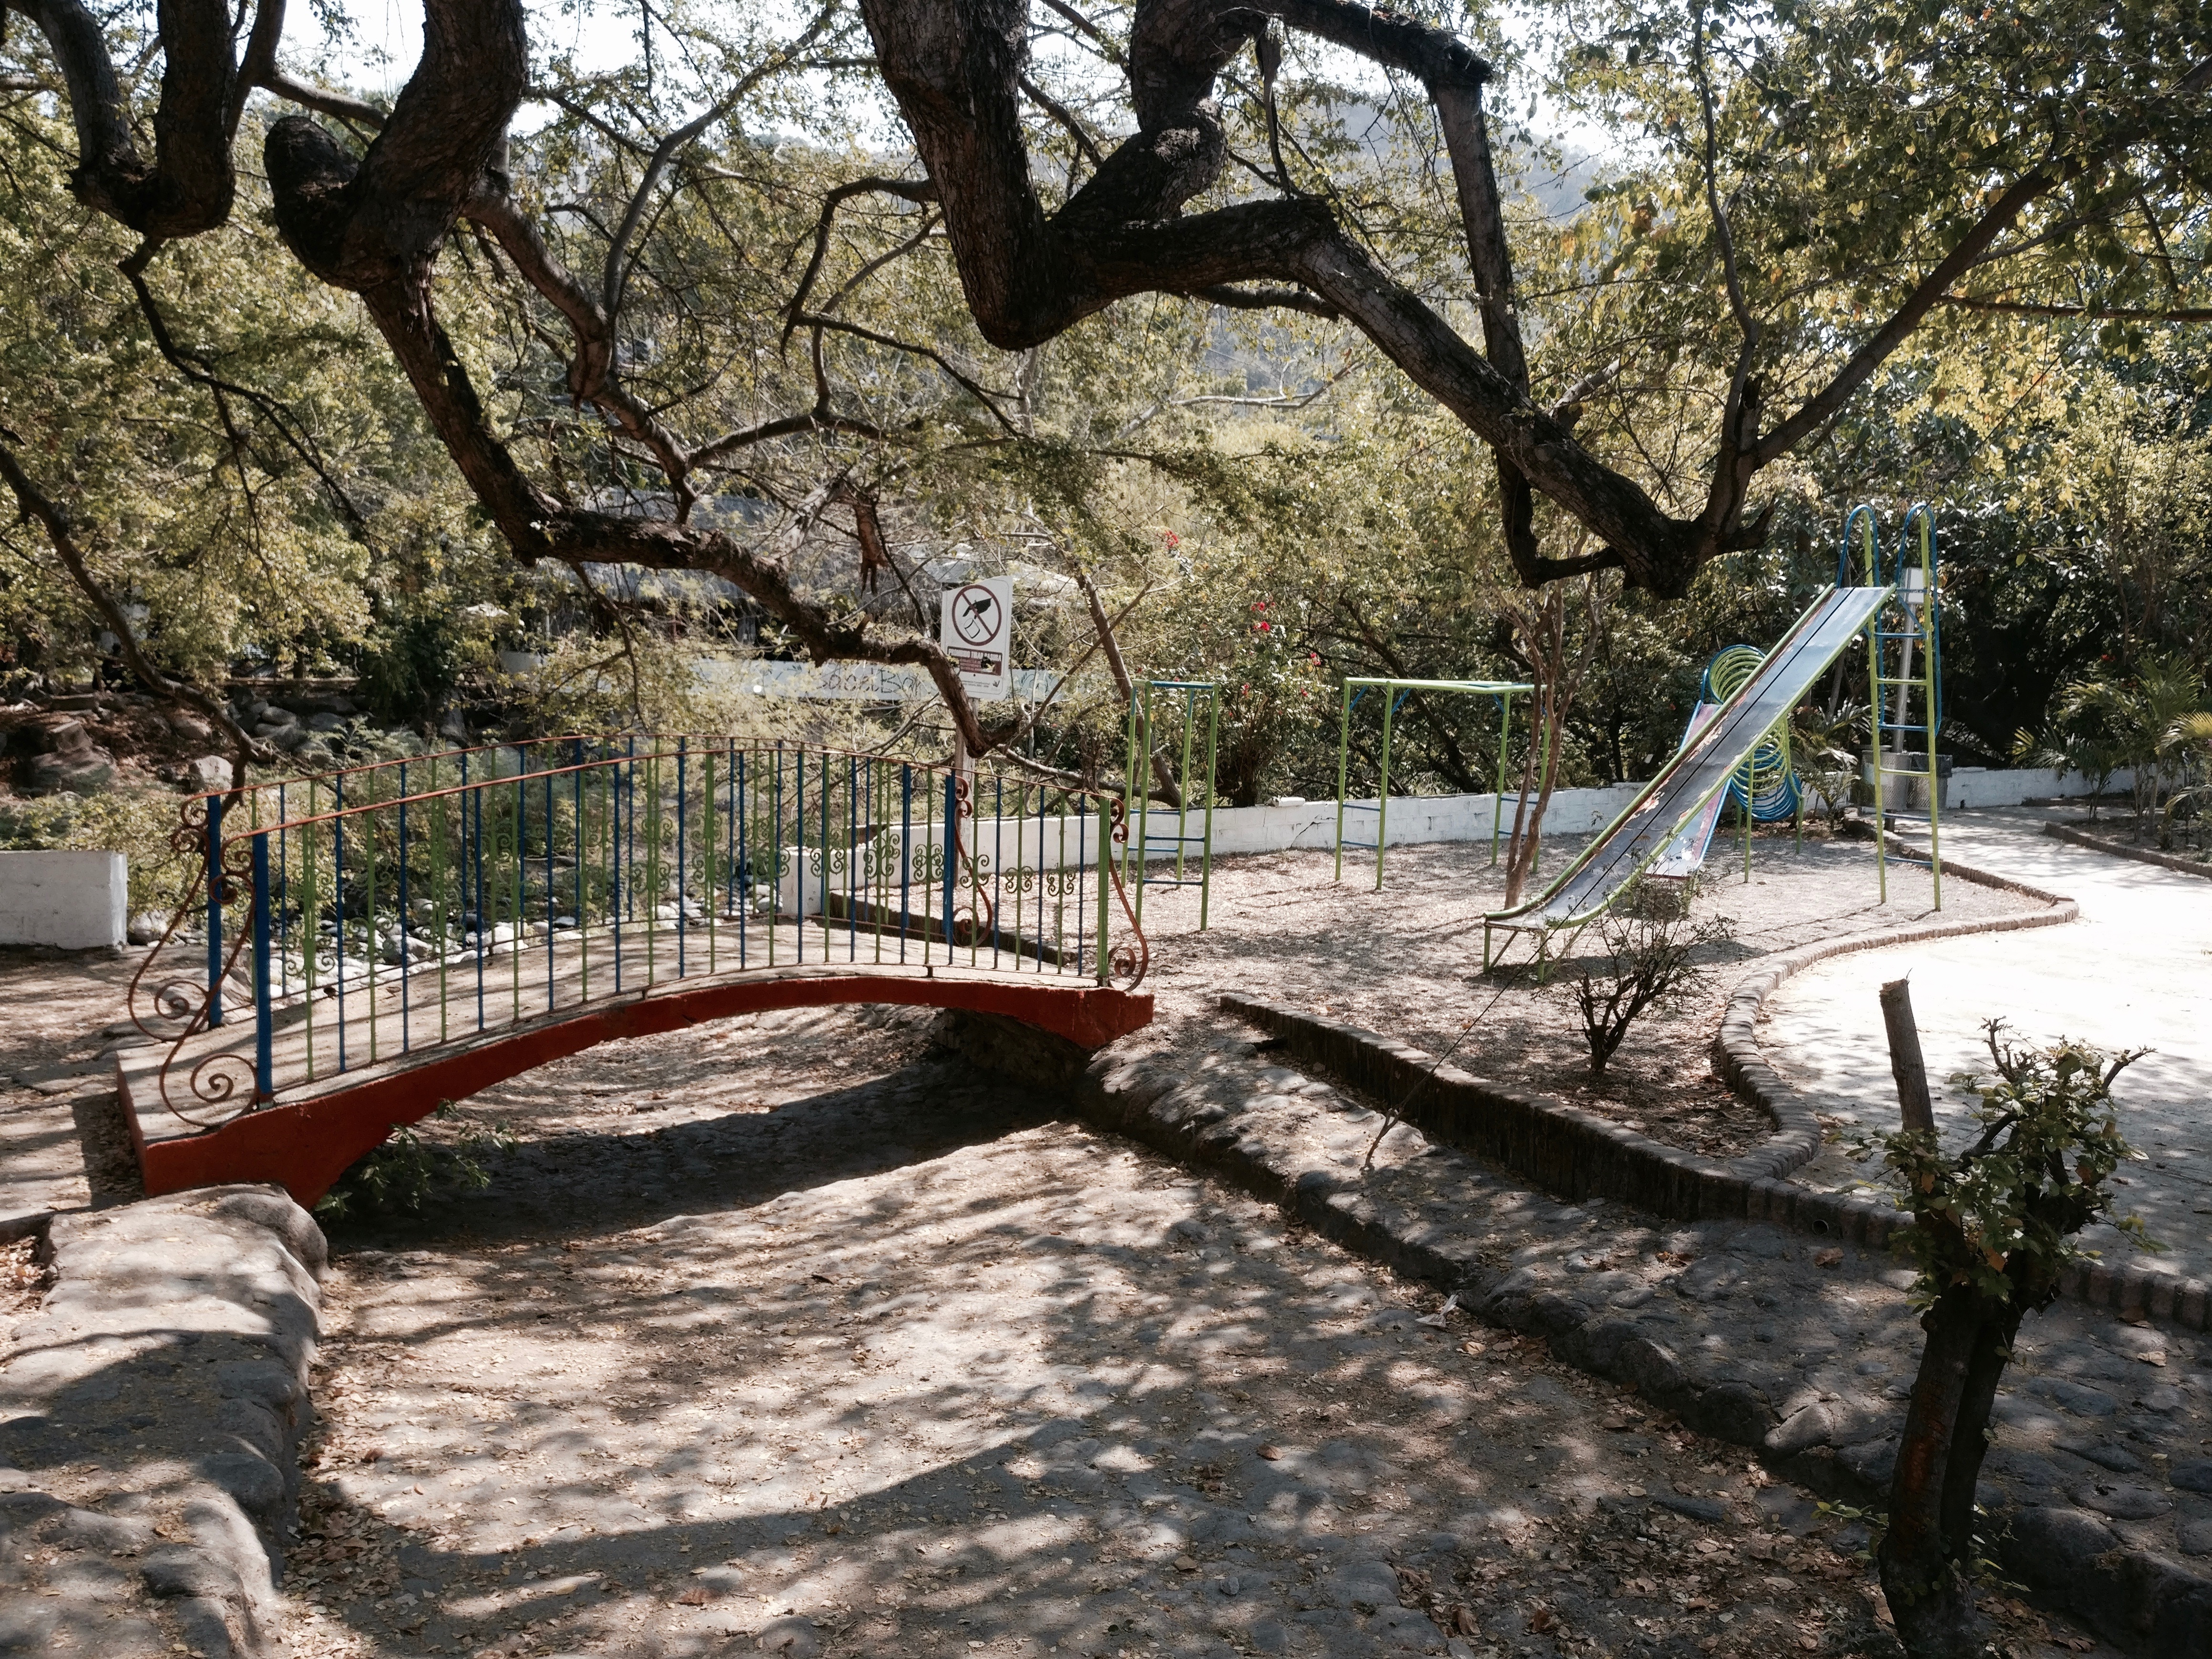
[0,1186,324,1659]
[2043,820,2212,881]
[928,1014,2212,1656]
[1218,993,2211,1336]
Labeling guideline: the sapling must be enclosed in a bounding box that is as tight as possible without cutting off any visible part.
[1870,1017,2151,1658]
[1565,879,1733,1079]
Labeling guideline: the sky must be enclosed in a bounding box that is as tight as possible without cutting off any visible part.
[278,0,1619,179]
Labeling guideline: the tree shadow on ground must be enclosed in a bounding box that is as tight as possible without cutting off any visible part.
[287,1019,1939,1659]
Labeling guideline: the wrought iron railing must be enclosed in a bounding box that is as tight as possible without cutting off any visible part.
[127,737,1146,1127]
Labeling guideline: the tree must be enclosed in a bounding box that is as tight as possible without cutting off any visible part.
[5,0,2204,767]
[857,0,2211,596]
[1870,1013,2151,1657]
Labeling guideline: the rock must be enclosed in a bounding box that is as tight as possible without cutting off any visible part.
[2179,1520,2212,1557]
[1763,1401,1838,1458]
[166,711,215,744]
[182,755,233,794]
[2171,1458,2212,1495]
[25,747,116,795]
[1322,1559,1402,1611]
[1654,1492,1729,1525]
[25,714,92,754]
[2055,1435,2141,1473]
[127,911,172,946]
[307,711,348,733]
[2035,1378,2120,1416]
[2071,1480,2170,1520]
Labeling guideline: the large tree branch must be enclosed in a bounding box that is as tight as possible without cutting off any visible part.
[1938,293,2212,323]
[11,0,236,233]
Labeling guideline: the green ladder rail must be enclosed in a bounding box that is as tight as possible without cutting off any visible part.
[1123,679,1220,931]
[1332,677,1534,890]
[1842,502,1944,909]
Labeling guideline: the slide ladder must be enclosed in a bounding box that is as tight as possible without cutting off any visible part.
[1483,583,1891,963]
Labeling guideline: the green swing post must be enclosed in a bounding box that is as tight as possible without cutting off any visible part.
[1333,679,1354,883]
[1123,678,1221,931]
[1332,676,1534,888]
[1491,690,1514,867]
[1374,686,1396,891]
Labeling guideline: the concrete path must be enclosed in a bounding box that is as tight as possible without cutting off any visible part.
[1766,809,2212,1280]
[0,947,147,1233]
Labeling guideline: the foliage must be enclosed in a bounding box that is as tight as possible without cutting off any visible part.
[1876,1024,2153,1310]
[0,789,200,916]
[1564,879,1735,1078]
[313,1104,515,1221]
[2014,655,2206,822]
[1790,700,1865,822]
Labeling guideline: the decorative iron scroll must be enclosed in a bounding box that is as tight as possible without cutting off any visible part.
[1106,798,1149,988]
[152,827,264,1128]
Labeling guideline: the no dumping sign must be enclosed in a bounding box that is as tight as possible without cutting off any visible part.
[940,576,1013,700]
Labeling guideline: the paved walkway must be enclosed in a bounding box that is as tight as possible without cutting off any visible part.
[1767,809,2212,1280]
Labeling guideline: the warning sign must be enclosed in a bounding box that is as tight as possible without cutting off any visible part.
[941,576,1012,701]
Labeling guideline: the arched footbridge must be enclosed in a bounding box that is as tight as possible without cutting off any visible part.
[120,737,1155,1206]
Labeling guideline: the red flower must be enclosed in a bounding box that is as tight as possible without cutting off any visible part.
[1164,531,1181,549]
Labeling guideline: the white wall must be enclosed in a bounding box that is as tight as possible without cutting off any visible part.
[763,764,2120,916]
[0,851,126,949]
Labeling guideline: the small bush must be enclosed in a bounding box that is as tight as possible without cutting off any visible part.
[1565,879,1734,1078]
[314,1103,514,1220]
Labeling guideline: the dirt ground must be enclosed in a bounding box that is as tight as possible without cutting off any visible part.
[1123,826,2038,1160]
[266,1006,2123,1659]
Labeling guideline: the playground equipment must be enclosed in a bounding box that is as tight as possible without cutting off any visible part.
[121,736,1155,1203]
[1481,504,1946,965]
[1481,583,1892,966]
[1333,677,1534,888]
[1845,502,1944,907]
[1123,679,1220,930]
[1648,645,1805,883]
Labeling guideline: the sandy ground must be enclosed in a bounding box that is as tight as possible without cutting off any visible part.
[262,1007,2109,1659]
[0,945,146,1226]
[1774,810,2212,1282]
[1125,828,2037,1160]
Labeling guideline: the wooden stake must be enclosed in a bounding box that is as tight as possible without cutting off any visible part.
[1880,976,1936,1135]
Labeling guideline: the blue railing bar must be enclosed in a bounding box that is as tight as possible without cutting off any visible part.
[251,832,273,1100]
[332,774,346,1071]
[398,762,411,1054]
[205,791,225,1028]
[676,737,688,979]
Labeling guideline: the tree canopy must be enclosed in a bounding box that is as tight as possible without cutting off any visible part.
[0,0,2207,780]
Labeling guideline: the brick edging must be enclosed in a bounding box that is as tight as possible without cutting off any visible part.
[1218,988,2210,1336]
[2043,820,2212,882]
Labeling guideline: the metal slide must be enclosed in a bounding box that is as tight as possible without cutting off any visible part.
[1485,584,1891,942]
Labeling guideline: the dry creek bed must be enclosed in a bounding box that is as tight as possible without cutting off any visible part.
[275,1004,2116,1659]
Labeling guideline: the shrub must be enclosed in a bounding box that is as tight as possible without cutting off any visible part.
[1564,879,1734,1078]
[314,1103,514,1220]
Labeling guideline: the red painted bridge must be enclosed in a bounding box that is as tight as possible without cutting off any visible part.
[121,737,1154,1207]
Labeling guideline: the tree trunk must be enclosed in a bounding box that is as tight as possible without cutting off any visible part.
[1878,1284,1992,1657]
[1938,1299,2025,1565]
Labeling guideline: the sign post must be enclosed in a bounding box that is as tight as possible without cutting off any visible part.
[941,576,1013,702]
